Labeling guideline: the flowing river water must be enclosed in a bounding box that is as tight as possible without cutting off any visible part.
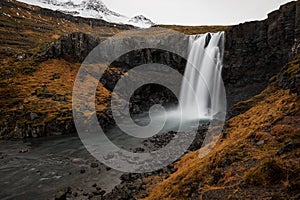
[0,134,124,199]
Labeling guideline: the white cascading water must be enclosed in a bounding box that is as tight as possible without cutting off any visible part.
[178,32,225,121]
[147,32,225,131]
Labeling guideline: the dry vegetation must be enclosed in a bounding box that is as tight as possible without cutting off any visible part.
[143,57,300,199]
[155,25,229,35]
[0,0,124,57]
[0,0,122,138]
[0,56,112,138]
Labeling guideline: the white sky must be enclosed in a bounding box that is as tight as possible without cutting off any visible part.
[70,0,294,25]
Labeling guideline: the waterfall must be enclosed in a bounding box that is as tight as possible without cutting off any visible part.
[178,32,225,121]
[147,32,225,131]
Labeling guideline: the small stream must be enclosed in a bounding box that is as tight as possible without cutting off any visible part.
[0,134,125,200]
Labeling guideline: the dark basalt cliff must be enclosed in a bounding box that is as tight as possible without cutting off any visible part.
[43,32,103,61]
[224,0,300,115]
[44,1,300,116]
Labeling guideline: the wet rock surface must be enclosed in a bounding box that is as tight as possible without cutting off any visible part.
[103,168,172,200]
[141,124,208,152]
[100,124,208,200]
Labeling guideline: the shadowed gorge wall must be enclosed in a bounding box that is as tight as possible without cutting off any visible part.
[223,0,300,115]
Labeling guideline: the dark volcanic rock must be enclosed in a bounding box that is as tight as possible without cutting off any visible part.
[13,117,75,139]
[276,55,300,95]
[224,1,300,115]
[55,187,71,200]
[103,124,207,199]
[44,32,102,62]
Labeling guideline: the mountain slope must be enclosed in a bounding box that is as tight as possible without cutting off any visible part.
[142,55,300,200]
[16,0,154,28]
[0,0,131,138]
[0,0,133,58]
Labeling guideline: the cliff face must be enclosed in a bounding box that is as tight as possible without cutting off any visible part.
[224,0,300,114]
[44,1,300,117]
[1,0,299,138]
[44,32,103,61]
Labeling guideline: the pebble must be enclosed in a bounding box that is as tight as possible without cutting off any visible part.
[90,162,99,168]
[92,190,102,196]
[53,175,62,179]
[54,191,67,200]
[82,192,88,196]
[19,148,29,153]
[71,158,82,163]
[73,192,78,197]
[96,186,102,191]
[256,140,265,146]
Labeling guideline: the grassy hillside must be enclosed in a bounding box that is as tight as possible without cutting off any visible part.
[0,0,123,138]
[155,25,229,35]
[143,56,300,199]
[0,0,127,58]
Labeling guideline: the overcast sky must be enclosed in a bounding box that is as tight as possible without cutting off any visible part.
[73,0,294,25]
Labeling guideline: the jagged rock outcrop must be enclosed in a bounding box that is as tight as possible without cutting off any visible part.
[44,32,102,61]
[13,119,75,138]
[223,1,300,113]
[276,55,300,95]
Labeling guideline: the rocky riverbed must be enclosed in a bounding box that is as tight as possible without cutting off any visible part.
[0,121,208,200]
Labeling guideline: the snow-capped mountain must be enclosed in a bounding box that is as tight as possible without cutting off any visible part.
[129,15,154,28]
[16,0,154,28]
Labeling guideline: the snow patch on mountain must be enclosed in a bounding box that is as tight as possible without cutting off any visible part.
[16,0,154,28]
